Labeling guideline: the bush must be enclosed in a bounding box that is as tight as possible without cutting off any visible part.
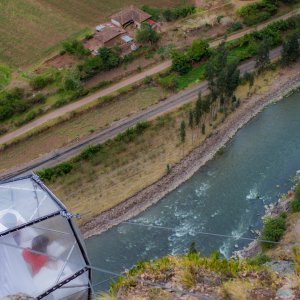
[136,23,159,45]
[63,68,82,92]
[115,122,150,143]
[62,40,89,58]
[249,253,271,266]
[80,48,120,79]
[187,39,209,62]
[0,88,28,122]
[291,184,300,212]
[171,51,192,75]
[162,5,196,21]
[291,198,300,212]
[78,145,103,160]
[38,162,73,182]
[227,22,243,34]
[141,5,161,21]
[27,93,46,105]
[260,214,286,249]
[237,0,278,26]
[30,75,51,90]
[296,183,300,200]
[157,74,179,90]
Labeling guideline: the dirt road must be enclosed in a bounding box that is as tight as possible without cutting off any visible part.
[0,8,299,147]
[0,46,284,180]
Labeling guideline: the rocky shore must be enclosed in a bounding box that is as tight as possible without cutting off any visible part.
[233,170,300,259]
[81,64,300,239]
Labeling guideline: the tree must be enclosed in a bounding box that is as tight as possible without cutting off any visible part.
[255,39,270,73]
[62,40,88,58]
[136,23,159,45]
[180,120,186,154]
[63,67,82,92]
[205,43,240,111]
[188,241,198,255]
[194,94,203,136]
[244,72,255,91]
[281,34,300,66]
[98,47,120,70]
[187,39,209,62]
[171,51,192,75]
[189,109,194,144]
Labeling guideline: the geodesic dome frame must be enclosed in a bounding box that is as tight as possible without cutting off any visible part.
[0,174,91,299]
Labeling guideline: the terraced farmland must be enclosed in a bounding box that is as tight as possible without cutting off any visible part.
[0,0,187,68]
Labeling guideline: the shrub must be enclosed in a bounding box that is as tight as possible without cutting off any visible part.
[291,198,300,212]
[141,5,161,21]
[78,145,103,160]
[14,110,39,127]
[162,5,196,21]
[0,88,28,122]
[62,40,89,58]
[248,253,271,266]
[237,0,278,26]
[30,75,51,90]
[115,122,150,143]
[27,93,46,105]
[260,214,286,249]
[38,162,73,182]
[227,22,243,34]
[157,74,179,91]
[136,23,159,45]
[187,39,209,62]
[296,183,300,200]
[171,51,192,75]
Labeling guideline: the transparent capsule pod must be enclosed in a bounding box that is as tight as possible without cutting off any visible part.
[0,174,91,299]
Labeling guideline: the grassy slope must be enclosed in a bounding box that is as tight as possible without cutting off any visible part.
[0,0,188,68]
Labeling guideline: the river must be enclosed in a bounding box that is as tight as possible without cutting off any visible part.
[86,92,300,291]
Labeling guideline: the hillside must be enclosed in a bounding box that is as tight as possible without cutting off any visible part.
[0,0,187,68]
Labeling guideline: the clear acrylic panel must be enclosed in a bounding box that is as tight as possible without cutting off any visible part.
[0,212,89,299]
[0,178,61,234]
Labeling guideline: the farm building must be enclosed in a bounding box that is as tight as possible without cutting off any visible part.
[111,5,151,28]
[0,174,91,299]
[84,23,126,55]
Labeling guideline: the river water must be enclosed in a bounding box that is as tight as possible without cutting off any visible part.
[86,92,300,290]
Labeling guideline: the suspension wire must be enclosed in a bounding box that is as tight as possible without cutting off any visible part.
[122,221,280,244]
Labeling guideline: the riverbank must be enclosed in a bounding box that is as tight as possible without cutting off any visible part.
[81,62,300,239]
[234,170,300,259]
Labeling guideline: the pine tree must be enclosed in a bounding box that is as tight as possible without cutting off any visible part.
[281,34,300,66]
[255,40,270,73]
[189,109,194,144]
[180,120,186,155]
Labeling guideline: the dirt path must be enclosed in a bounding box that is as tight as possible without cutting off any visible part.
[0,8,299,147]
[81,63,300,238]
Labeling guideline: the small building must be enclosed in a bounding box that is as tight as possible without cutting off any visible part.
[111,5,151,28]
[84,23,125,55]
[0,174,91,299]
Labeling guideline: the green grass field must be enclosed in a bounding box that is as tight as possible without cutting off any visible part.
[0,0,188,68]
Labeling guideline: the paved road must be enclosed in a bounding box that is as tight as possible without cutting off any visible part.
[0,8,299,147]
[0,46,283,181]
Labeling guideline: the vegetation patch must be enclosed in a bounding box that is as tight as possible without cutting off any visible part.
[260,214,286,250]
[0,64,11,90]
[237,0,278,26]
